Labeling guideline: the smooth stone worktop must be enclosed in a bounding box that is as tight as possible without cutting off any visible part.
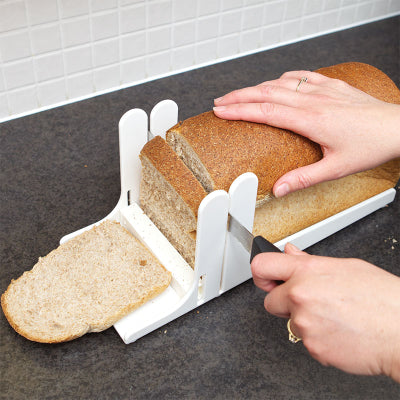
[1,16,399,399]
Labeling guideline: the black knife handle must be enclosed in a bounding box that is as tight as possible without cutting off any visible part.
[250,235,281,262]
[250,236,284,285]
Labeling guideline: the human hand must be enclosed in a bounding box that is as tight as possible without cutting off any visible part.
[213,71,400,197]
[251,243,400,382]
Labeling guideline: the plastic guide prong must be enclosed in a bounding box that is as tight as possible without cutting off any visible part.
[221,172,258,292]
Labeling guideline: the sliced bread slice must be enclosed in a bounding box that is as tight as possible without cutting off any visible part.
[1,220,171,343]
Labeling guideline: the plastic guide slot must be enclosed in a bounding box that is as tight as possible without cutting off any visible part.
[61,100,396,344]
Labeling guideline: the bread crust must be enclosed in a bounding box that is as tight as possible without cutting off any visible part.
[167,111,322,202]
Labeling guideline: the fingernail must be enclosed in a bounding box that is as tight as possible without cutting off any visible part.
[213,106,226,112]
[214,96,224,104]
[274,183,289,198]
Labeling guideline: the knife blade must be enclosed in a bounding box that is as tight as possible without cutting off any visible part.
[228,214,282,262]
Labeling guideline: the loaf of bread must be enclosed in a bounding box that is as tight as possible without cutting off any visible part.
[1,220,171,343]
[140,62,400,267]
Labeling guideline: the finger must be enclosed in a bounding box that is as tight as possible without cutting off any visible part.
[251,252,300,284]
[273,156,343,197]
[263,285,291,318]
[213,102,312,133]
[214,78,322,106]
[214,83,320,109]
[280,70,331,85]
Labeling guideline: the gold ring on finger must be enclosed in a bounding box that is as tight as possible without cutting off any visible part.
[296,77,308,92]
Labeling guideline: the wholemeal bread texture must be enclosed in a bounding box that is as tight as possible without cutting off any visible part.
[1,220,171,343]
[139,62,400,267]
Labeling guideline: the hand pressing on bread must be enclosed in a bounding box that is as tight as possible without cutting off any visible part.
[251,243,400,383]
[213,70,400,197]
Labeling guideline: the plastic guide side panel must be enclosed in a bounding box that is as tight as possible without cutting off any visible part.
[113,202,194,344]
[114,190,230,344]
[118,108,148,205]
[221,173,258,293]
[150,100,178,139]
[195,190,230,302]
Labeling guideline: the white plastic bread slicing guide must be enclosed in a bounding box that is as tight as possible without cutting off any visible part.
[61,100,396,344]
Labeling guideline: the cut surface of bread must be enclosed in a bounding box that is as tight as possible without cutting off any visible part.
[1,220,171,343]
[140,136,207,267]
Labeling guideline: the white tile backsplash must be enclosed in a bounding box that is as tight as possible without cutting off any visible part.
[61,17,91,48]
[0,30,31,62]
[197,15,219,41]
[26,0,59,26]
[37,78,66,106]
[171,44,195,70]
[3,59,35,89]
[31,24,62,55]
[64,45,93,74]
[195,38,218,64]
[146,50,170,76]
[120,4,146,34]
[147,26,171,53]
[93,64,120,91]
[93,38,119,67]
[7,85,37,114]
[172,21,196,47]
[0,1,27,32]
[121,57,146,83]
[220,9,243,36]
[147,1,172,28]
[0,0,398,120]
[121,31,146,60]
[66,71,94,98]
[91,0,118,13]
[59,0,89,19]
[172,0,197,22]
[242,4,264,30]
[264,2,286,25]
[198,0,220,17]
[92,10,119,41]
[34,52,64,82]
[0,93,8,118]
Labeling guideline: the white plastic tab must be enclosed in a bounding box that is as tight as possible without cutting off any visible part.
[194,190,230,302]
[150,99,179,139]
[118,108,148,205]
[221,172,258,292]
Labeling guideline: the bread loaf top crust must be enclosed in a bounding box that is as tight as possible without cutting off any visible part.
[166,62,400,201]
[167,112,322,201]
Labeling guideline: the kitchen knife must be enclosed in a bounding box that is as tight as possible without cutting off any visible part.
[228,214,282,262]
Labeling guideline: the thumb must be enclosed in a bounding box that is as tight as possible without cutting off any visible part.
[284,242,307,256]
[273,157,338,197]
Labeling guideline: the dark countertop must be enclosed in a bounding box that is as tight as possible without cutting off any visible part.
[1,16,400,400]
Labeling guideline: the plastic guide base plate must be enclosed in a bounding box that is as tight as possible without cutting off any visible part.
[60,100,397,344]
